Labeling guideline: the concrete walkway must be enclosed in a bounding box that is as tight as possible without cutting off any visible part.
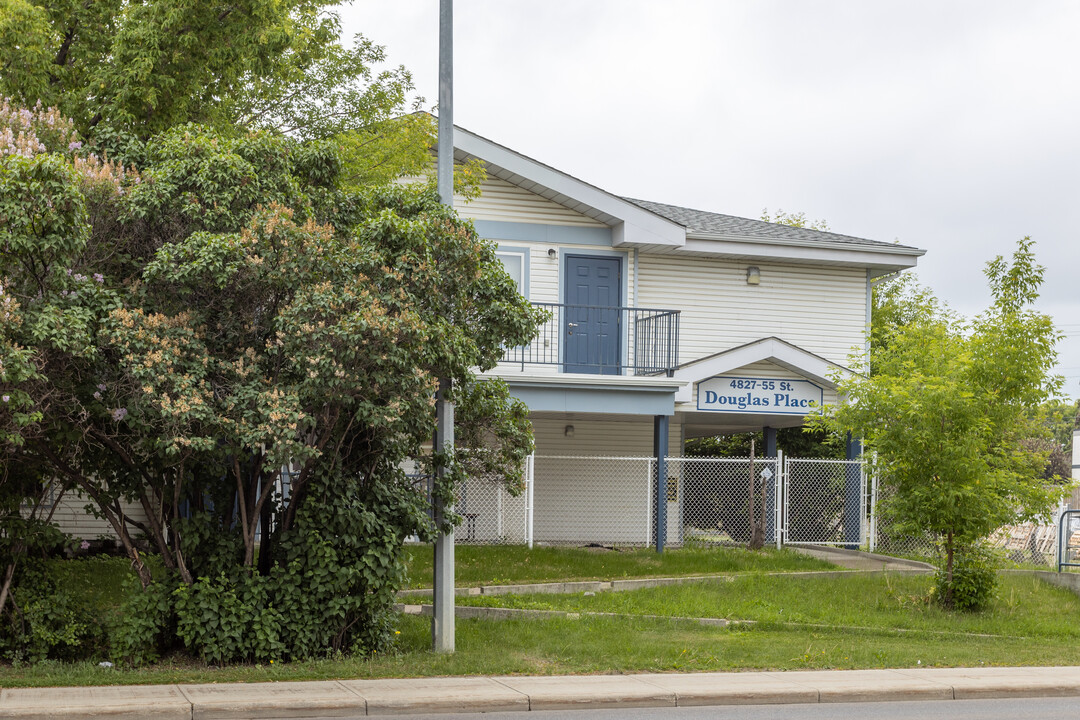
[785,544,936,572]
[4,666,1079,718]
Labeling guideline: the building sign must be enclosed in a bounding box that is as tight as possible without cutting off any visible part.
[696,375,823,415]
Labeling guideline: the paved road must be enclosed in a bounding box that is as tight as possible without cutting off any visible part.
[396,696,1078,720]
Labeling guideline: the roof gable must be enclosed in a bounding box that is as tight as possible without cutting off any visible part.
[447,127,686,248]
[441,124,924,273]
[672,336,855,404]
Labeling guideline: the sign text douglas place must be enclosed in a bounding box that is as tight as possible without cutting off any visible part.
[696,375,823,415]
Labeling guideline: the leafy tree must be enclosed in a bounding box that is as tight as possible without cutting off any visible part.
[0,0,540,660]
[0,90,539,659]
[810,239,1065,609]
[869,272,943,366]
[760,207,830,231]
[1029,398,1079,480]
[0,0,373,139]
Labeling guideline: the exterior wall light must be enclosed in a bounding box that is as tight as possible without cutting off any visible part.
[564,424,575,438]
[548,248,558,259]
[746,266,761,285]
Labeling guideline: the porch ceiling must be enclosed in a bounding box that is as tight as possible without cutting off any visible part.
[680,411,808,437]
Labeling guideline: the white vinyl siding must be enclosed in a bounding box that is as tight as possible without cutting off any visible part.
[458,174,606,227]
[48,488,150,541]
[637,255,866,367]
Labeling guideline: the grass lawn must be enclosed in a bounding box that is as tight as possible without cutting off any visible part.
[402,544,836,588]
[457,571,1078,637]
[0,550,1074,687]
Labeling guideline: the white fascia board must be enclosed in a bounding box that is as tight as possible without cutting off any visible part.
[451,128,686,248]
[672,338,855,404]
[681,235,923,270]
[489,371,686,392]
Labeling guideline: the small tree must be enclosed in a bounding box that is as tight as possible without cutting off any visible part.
[811,239,1065,609]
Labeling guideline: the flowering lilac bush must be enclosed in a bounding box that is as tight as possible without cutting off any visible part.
[1,101,538,663]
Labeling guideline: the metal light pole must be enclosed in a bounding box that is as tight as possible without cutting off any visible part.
[432,0,455,654]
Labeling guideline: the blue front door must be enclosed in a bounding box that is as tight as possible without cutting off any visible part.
[564,255,621,374]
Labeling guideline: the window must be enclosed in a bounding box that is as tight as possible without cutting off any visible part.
[494,247,529,297]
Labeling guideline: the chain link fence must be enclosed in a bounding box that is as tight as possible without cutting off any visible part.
[444,452,1071,565]
[448,454,870,550]
[668,457,780,547]
[456,470,530,545]
[870,476,939,562]
[986,522,1060,567]
[984,501,1070,568]
[532,455,654,546]
[872,474,1069,567]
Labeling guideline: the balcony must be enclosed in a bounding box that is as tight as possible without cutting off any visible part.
[502,302,680,376]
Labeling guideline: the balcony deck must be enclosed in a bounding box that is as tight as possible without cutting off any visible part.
[501,302,680,376]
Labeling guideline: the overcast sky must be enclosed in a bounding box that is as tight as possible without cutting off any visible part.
[338,1,1080,400]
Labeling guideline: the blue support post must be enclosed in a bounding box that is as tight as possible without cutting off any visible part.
[764,427,777,543]
[844,432,862,550]
[654,415,669,553]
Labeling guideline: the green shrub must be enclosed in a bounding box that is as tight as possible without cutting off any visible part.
[174,572,286,665]
[935,544,997,611]
[0,565,104,664]
[115,471,428,665]
[0,521,105,663]
[111,577,176,666]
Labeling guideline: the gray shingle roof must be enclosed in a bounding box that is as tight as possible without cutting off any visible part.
[623,197,919,252]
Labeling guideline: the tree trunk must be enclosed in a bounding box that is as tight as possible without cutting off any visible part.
[136,487,175,569]
[0,554,19,618]
[74,482,153,587]
[257,496,273,576]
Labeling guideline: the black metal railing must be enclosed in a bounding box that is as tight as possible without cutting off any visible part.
[502,302,680,376]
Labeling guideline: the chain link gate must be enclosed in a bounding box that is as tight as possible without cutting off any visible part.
[781,457,869,547]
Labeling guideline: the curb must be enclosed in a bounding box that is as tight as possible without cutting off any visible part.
[394,602,733,627]
[395,604,1023,640]
[397,567,933,600]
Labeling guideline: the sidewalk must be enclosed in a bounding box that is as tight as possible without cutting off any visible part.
[3,666,1079,718]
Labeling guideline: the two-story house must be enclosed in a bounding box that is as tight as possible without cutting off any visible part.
[49,126,925,551]
[447,126,925,548]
